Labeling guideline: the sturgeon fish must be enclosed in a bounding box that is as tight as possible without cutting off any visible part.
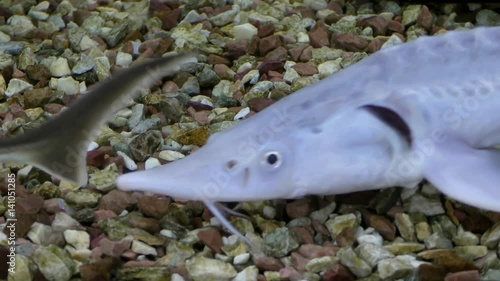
[0,54,194,186]
[117,27,500,242]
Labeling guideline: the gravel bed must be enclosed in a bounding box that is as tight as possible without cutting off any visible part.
[0,1,500,281]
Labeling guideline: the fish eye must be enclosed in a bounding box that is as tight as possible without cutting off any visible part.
[263,151,281,168]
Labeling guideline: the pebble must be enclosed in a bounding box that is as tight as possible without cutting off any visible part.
[63,229,90,250]
[117,151,138,171]
[234,107,250,120]
[50,57,71,77]
[8,15,36,37]
[355,243,394,268]
[56,76,80,95]
[325,213,359,238]
[145,157,161,169]
[27,222,65,246]
[52,212,84,231]
[116,51,133,67]
[233,23,258,41]
[5,78,33,97]
[377,255,425,279]
[33,245,75,281]
[158,150,185,161]
[232,265,258,281]
[395,213,416,242]
[480,222,500,248]
[233,253,250,265]
[305,256,338,273]
[381,33,405,49]
[186,256,237,281]
[454,245,488,261]
[337,246,372,277]
[89,163,119,192]
[263,227,300,258]
[131,240,157,256]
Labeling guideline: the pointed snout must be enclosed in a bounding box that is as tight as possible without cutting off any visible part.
[116,155,240,202]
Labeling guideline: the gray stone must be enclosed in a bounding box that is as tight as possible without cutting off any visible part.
[186,256,237,281]
[27,222,65,246]
[5,78,32,97]
[395,213,416,242]
[403,194,445,216]
[424,232,453,249]
[476,9,500,26]
[325,213,358,238]
[453,226,479,246]
[197,64,220,88]
[480,222,500,249]
[88,163,119,192]
[378,255,424,279]
[180,76,200,96]
[131,117,162,134]
[128,130,163,161]
[401,5,422,26]
[7,15,36,37]
[355,243,394,268]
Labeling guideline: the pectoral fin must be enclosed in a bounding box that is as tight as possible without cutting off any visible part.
[424,141,500,212]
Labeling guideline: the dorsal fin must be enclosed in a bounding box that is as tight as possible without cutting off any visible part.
[362,104,412,145]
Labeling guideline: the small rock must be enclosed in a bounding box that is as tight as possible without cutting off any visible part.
[89,163,119,192]
[378,255,424,279]
[417,5,434,29]
[56,76,80,95]
[5,78,33,97]
[128,130,163,161]
[263,227,300,258]
[50,57,71,77]
[308,21,329,48]
[233,23,258,41]
[355,243,394,268]
[480,222,500,249]
[33,244,76,281]
[305,256,338,273]
[186,256,237,280]
[291,63,318,76]
[337,247,371,278]
[116,151,137,171]
[233,253,250,265]
[145,157,161,169]
[99,189,137,215]
[325,213,358,238]
[233,107,250,120]
[254,255,284,271]
[131,240,157,256]
[444,270,480,281]
[395,213,416,242]
[402,5,422,26]
[27,222,65,246]
[63,229,90,250]
[158,150,185,161]
[232,265,258,281]
[454,245,488,261]
[116,52,132,67]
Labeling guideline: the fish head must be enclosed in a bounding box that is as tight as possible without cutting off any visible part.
[117,114,299,202]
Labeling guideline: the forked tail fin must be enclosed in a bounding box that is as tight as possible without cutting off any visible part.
[0,53,196,186]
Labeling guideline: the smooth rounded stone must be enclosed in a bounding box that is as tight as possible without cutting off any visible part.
[131,240,157,256]
[395,213,416,242]
[33,244,75,281]
[63,229,90,250]
[263,227,300,258]
[88,163,119,192]
[158,150,185,161]
[50,57,71,77]
[128,130,163,161]
[233,23,258,41]
[186,256,237,281]
[415,222,432,241]
[424,232,453,249]
[378,255,425,280]
[180,76,200,96]
[309,202,336,224]
[56,76,80,95]
[7,15,36,37]
[476,9,500,26]
[480,222,500,249]
[325,213,359,238]
[145,157,161,169]
[454,246,488,261]
[117,151,137,171]
[337,247,371,278]
[5,78,33,97]
[234,107,250,120]
[403,194,445,215]
[356,243,394,268]
[65,189,102,208]
[232,265,258,281]
[383,242,425,255]
[453,226,479,246]
[131,117,162,134]
[305,256,338,273]
[27,222,65,246]
[233,252,250,265]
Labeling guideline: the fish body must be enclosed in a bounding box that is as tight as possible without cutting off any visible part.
[117,27,500,239]
[0,54,195,186]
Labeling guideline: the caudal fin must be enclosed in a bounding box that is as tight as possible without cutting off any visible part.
[0,53,196,186]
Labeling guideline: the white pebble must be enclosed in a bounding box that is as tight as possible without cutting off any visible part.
[5,78,32,97]
[131,240,157,256]
[171,273,185,281]
[87,141,99,151]
[233,23,258,40]
[262,206,276,219]
[234,107,250,120]
[158,150,185,161]
[233,253,250,265]
[50,57,71,77]
[116,151,137,171]
[145,157,161,169]
[160,229,178,240]
[57,76,79,95]
[63,229,90,250]
[116,52,133,67]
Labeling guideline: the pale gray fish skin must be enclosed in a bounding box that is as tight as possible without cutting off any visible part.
[0,53,195,186]
[118,27,500,240]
